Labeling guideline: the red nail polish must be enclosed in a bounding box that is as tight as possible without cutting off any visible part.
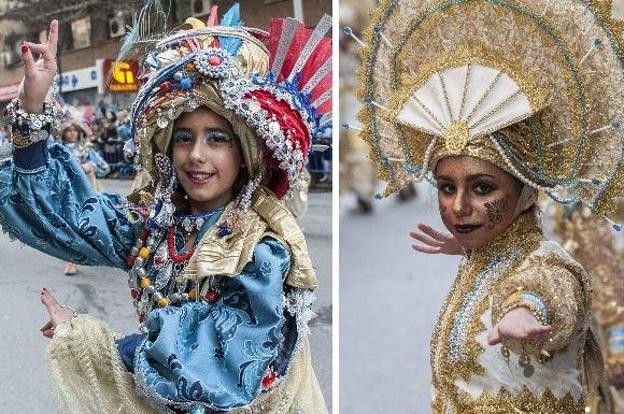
[21,44,28,54]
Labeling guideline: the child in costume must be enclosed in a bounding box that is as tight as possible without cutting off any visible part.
[58,106,110,275]
[58,106,110,188]
[0,3,330,413]
[348,0,624,412]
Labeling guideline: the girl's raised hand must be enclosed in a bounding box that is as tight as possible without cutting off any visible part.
[409,223,463,255]
[18,20,59,114]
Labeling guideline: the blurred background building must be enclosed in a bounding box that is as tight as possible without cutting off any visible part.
[0,0,332,186]
[0,0,331,110]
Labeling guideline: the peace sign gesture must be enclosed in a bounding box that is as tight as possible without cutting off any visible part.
[39,288,75,339]
[18,20,59,114]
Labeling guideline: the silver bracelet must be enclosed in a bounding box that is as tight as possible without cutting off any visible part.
[5,98,60,146]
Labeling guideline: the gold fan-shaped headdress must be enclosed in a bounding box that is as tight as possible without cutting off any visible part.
[346,0,624,226]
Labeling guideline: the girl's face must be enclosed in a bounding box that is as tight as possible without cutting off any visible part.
[62,125,80,143]
[171,106,242,213]
[434,156,523,251]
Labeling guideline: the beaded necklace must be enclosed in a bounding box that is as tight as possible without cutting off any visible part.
[125,209,223,329]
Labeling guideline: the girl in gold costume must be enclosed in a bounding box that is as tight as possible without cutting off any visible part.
[347,0,624,412]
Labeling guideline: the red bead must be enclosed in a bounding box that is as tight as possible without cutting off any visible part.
[205,289,219,303]
[154,255,163,265]
[160,81,172,91]
[138,314,146,323]
[139,229,150,240]
[207,55,222,66]
[127,255,136,266]
[167,225,195,263]
[130,289,139,300]
[262,371,277,388]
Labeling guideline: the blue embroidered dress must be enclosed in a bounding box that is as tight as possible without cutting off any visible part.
[0,140,304,411]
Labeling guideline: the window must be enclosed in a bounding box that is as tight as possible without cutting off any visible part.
[71,17,91,49]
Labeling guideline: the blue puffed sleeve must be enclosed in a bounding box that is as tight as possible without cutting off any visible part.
[0,140,142,269]
[134,237,290,411]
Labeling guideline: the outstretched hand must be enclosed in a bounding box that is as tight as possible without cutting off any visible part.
[39,288,74,339]
[18,20,59,114]
[409,223,463,255]
[487,307,552,346]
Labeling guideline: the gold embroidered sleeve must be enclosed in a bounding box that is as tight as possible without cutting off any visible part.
[554,207,624,330]
[553,206,624,373]
[492,254,589,354]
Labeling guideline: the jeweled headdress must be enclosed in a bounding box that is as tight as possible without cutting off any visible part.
[347,0,624,226]
[121,3,332,231]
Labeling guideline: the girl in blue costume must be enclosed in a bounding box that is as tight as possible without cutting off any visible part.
[0,3,331,413]
[58,107,110,275]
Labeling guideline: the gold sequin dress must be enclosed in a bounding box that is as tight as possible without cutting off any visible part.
[430,211,593,413]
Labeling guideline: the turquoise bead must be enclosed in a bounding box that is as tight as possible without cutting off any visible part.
[190,404,205,414]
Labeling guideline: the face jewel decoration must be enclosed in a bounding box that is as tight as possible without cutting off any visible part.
[193,48,233,79]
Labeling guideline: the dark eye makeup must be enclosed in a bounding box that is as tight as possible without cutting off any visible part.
[437,182,456,195]
[472,181,496,195]
[436,180,497,196]
[172,128,193,144]
[204,128,234,144]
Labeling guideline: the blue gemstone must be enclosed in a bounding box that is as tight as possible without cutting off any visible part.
[614,224,622,231]
[343,26,353,36]
[218,225,231,237]
[190,404,205,414]
[180,78,193,90]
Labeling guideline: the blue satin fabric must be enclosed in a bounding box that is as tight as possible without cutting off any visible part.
[0,142,140,267]
[116,333,144,373]
[0,141,293,410]
[135,238,290,409]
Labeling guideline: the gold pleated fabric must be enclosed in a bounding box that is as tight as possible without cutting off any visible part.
[183,186,318,289]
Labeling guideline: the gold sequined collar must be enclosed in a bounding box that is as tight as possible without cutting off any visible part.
[465,210,544,264]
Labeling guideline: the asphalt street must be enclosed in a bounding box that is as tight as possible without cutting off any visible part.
[339,184,461,413]
[0,179,332,413]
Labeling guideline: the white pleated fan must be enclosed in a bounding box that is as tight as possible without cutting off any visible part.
[396,63,547,153]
